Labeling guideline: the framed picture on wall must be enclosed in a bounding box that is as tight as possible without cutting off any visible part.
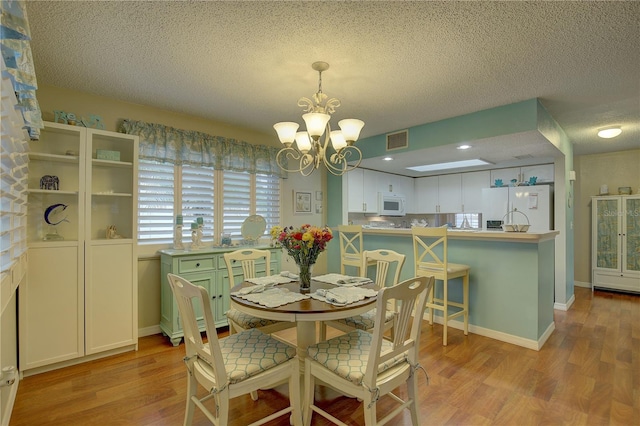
[294,190,312,214]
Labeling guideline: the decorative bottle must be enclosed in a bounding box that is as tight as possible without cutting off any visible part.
[173,215,184,250]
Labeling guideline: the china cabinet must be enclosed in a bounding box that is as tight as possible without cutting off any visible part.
[20,121,139,374]
[591,195,640,294]
[159,247,281,346]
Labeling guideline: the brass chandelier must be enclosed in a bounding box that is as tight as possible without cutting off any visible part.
[273,61,364,176]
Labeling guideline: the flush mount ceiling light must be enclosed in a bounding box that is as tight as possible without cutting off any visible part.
[383,157,393,161]
[406,158,492,172]
[597,127,622,139]
[273,61,364,176]
[457,144,471,150]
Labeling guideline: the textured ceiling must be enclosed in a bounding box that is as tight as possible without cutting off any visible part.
[25,1,640,176]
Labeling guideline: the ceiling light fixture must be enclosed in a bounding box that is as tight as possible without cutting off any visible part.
[597,127,622,139]
[406,159,492,172]
[457,144,471,150]
[383,157,393,161]
[273,62,364,176]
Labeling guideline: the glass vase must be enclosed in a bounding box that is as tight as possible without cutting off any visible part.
[298,263,312,293]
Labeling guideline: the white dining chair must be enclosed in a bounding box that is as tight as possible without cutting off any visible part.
[303,276,434,426]
[320,249,406,340]
[224,248,296,336]
[167,273,302,426]
[338,225,375,275]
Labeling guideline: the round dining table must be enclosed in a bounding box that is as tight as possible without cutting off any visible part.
[229,279,378,370]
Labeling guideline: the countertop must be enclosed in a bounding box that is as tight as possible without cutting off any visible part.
[361,227,559,243]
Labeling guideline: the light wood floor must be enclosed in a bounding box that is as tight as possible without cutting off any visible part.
[9,287,639,425]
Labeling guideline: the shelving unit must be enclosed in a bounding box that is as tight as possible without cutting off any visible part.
[20,122,139,375]
[591,195,640,294]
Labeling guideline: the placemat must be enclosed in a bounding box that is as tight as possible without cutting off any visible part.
[310,286,378,306]
[245,275,296,285]
[232,288,310,308]
[312,273,373,286]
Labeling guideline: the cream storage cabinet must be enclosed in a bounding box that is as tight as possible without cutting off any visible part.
[591,195,640,294]
[20,122,139,375]
[159,247,281,346]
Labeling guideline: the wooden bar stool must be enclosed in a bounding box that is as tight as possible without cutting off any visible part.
[412,226,470,346]
[337,225,374,275]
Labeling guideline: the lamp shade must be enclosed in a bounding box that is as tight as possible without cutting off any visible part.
[338,119,365,142]
[273,122,299,144]
[295,132,312,153]
[302,113,330,139]
[330,130,347,151]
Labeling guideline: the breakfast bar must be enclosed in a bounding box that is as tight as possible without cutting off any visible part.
[329,228,560,350]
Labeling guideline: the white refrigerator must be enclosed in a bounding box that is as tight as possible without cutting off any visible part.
[481,185,553,232]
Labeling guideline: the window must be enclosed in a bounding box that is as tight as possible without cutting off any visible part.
[455,213,480,229]
[137,161,280,248]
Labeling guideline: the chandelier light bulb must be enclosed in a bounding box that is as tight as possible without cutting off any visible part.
[338,119,365,143]
[273,122,299,145]
[330,130,347,151]
[597,127,622,139]
[295,132,312,153]
[302,112,331,139]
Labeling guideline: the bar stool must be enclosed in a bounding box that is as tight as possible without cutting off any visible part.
[337,225,374,275]
[412,226,470,346]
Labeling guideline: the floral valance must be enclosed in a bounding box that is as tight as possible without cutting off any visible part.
[121,119,287,178]
[1,0,43,139]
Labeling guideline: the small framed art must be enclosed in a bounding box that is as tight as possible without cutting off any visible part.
[294,190,312,214]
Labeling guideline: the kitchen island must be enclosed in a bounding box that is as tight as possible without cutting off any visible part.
[330,228,559,350]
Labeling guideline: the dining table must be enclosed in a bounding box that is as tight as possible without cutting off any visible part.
[229,274,379,373]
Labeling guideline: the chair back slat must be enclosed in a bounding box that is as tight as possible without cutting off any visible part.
[364,276,433,387]
[361,249,406,287]
[167,273,227,385]
[224,249,271,288]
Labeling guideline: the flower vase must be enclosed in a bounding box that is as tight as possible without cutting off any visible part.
[298,263,312,293]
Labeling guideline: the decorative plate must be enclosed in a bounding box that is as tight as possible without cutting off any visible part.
[241,214,267,241]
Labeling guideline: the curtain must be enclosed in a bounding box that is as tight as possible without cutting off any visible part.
[1,0,43,139]
[121,119,287,178]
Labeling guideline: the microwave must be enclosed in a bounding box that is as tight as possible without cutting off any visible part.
[378,193,406,216]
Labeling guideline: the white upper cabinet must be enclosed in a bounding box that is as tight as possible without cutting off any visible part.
[521,164,554,183]
[414,176,439,213]
[378,173,415,212]
[490,167,521,186]
[491,164,554,186]
[343,168,380,213]
[462,171,490,212]
[437,174,462,213]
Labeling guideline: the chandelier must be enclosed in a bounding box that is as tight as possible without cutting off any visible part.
[273,61,364,176]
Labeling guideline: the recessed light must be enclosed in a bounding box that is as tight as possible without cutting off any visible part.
[383,157,393,161]
[457,144,471,150]
[406,159,492,172]
[597,127,622,139]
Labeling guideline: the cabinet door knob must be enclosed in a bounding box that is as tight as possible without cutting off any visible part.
[211,295,216,299]
[196,262,200,267]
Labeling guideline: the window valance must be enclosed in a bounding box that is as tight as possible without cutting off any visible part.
[121,119,287,178]
[1,0,43,139]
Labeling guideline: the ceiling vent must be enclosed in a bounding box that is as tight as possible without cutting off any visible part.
[386,130,408,151]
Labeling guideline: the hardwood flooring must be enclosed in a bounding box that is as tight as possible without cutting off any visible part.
[9,287,639,425]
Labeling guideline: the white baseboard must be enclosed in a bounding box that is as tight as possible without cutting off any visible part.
[574,280,592,289]
[554,293,575,311]
[422,313,554,351]
[138,325,162,338]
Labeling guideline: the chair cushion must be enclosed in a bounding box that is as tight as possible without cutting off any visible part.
[307,329,407,385]
[226,308,283,329]
[336,309,396,330]
[219,328,296,384]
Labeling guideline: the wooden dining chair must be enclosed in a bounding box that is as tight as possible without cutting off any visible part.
[304,276,434,426]
[320,249,406,340]
[223,248,295,336]
[412,226,471,346]
[167,273,302,426]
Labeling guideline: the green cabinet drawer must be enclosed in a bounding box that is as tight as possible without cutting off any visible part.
[178,256,216,273]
